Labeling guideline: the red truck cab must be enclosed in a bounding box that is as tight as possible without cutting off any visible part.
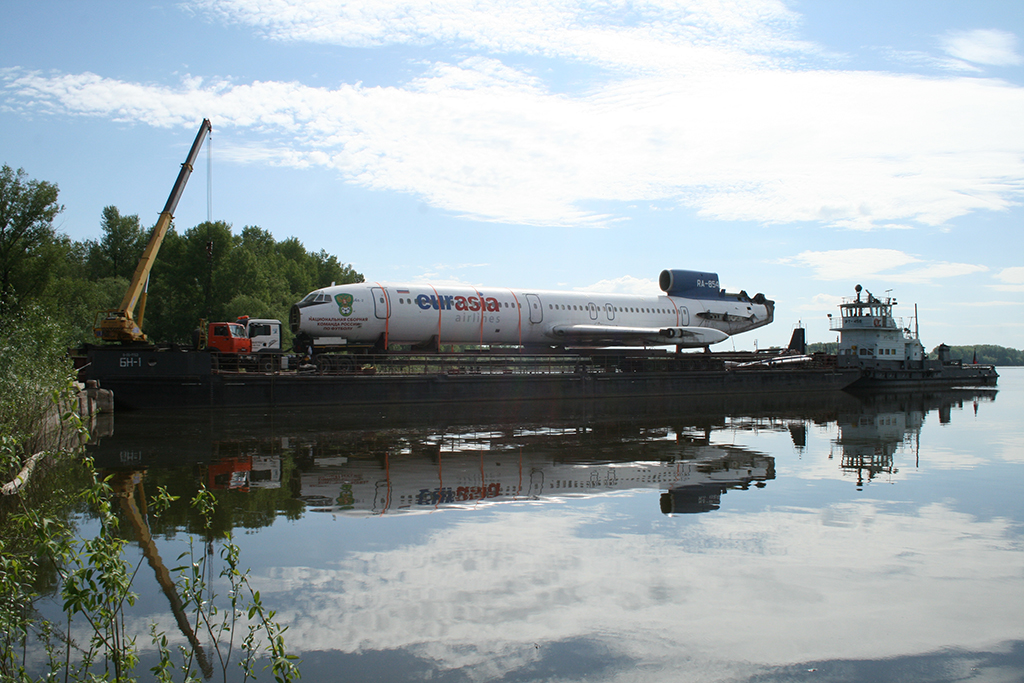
[206,322,252,354]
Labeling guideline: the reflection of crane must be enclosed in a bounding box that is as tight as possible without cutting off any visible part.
[108,471,213,679]
[95,119,212,343]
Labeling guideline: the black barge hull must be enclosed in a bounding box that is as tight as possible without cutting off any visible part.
[84,348,860,410]
[840,358,999,390]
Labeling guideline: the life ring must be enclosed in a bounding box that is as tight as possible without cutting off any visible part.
[874,318,880,327]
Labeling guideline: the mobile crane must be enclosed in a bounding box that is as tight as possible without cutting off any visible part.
[94,119,212,344]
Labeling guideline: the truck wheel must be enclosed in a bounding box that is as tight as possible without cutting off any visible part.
[260,357,274,373]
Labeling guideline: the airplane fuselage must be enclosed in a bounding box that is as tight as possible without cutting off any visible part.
[290,270,773,351]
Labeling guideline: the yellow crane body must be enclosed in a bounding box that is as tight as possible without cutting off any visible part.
[95,118,212,344]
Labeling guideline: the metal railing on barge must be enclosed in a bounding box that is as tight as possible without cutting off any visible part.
[208,349,839,376]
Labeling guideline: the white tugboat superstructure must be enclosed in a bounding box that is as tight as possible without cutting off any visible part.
[832,285,925,364]
[830,285,997,388]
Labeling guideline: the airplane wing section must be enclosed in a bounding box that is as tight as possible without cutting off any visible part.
[548,325,728,348]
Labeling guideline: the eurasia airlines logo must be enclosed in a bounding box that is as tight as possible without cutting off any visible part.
[416,294,500,312]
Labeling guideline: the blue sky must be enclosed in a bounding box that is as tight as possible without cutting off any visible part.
[2,0,1022,350]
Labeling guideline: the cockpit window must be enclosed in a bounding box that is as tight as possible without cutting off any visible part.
[302,291,334,304]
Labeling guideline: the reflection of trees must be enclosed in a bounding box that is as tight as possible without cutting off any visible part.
[99,447,303,539]
[0,455,94,596]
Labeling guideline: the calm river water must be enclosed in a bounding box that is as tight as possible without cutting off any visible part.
[78,368,1024,682]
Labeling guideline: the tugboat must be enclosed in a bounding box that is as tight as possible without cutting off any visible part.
[830,285,998,389]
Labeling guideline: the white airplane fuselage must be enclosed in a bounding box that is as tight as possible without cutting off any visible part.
[289,270,773,351]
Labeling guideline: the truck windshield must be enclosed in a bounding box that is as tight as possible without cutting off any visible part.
[229,324,246,338]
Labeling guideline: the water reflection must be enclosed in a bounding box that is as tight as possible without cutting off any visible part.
[86,388,1006,526]
[89,392,861,527]
[833,388,998,488]
[298,436,774,517]
[78,379,1024,683]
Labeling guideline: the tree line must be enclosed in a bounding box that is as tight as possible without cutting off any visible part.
[805,341,1022,365]
[0,164,362,348]
[940,345,1024,366]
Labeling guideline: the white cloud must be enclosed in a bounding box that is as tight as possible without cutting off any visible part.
[782,249,988,284]
[783,249,920,280]
[250,500,1024,676]
[887,261,989,284]
[992,266,1024,292]
[4,3,1024,232]
[796,293,844,312]
[995,266,1024,284]
[941,29,1023,67]
[575,275,660,296]
[879,47,983,74]
[184,0,815,73]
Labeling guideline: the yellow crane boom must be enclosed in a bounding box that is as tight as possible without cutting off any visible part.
[95,118,212,343]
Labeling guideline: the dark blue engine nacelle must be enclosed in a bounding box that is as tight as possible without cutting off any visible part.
[659,270,722,299]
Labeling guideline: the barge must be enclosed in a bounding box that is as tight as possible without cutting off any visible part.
[82,346,859,411]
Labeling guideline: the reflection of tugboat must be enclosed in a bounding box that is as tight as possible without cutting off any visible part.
[830,285,998,389]
[833,387,997,488]
[835,409,917,489]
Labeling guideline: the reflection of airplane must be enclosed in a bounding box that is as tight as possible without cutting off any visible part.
[660,452,775,514]
[299,442,774,516]
[290,269,773,351]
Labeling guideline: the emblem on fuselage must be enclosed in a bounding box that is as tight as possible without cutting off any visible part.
[336,293,354,317]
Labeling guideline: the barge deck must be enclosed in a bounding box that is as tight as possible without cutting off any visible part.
[82,347,859,410]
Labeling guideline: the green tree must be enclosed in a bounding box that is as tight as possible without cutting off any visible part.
[0,165,63,313]
[84,205,147,280]
[932,344,1024,366]
[143,220,234,343]
[140,221,362,345]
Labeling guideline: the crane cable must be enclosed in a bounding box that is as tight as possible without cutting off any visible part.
[206,126,213,223]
